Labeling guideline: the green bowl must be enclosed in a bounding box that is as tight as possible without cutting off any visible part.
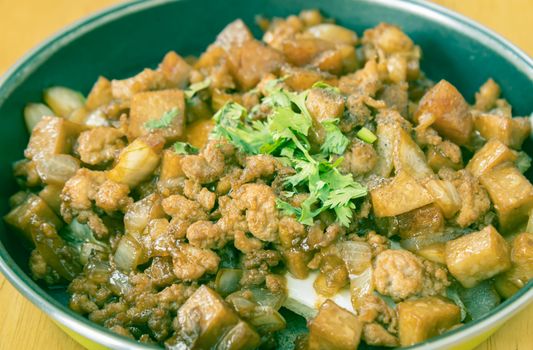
[0,0,531,349]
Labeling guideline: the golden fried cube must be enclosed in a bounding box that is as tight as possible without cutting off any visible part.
[480,165,533,231]
[308,300,362,350]
[216,321,261,350]
[474,114,531,150]
[466,139,517,177]
[305,87,345,121]
[495,232,533,298]
[371,171,434,217]
[445,225,511,288]
[160,149,185,181]
[397,204,444,239]
[85,76,112,110]
[177,286,239,348]
[415,80,472,145]
[129,89,186,141]
[24,116,84,159]
[398,296,461,346]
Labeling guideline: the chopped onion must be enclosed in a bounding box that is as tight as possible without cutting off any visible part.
[114,235,144,272]
[24,103,54,132]
[305,24,358,46]
[34,154,80,185]
[215,268,243,297]
[424,179,462,219]
[526,208,533,234]
[43,86,85,118]
[249,306,286,333]
[401,228,466,251]
[109,269,132,296]
[335,240,372,274]
[349,266,373,308]
[248,287,286,311]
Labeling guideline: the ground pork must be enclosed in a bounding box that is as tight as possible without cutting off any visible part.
[171,243,220,281]
[340,139,378,177]
[75,127,126,165]
[180,140,235,184]
[186,220,227,249]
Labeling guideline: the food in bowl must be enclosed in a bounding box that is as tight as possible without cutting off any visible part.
[4,8,533,349]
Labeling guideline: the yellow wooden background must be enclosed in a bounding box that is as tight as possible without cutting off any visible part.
[0,0,531,349]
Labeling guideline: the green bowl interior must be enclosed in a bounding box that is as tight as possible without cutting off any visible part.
[0,0,531,349]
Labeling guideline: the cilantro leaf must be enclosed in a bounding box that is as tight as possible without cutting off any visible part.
[312,81,341,94]
[144,108,179,130]
[276,199,301,217]
[173,142,199,155]
[185,78,212,99]
[516,151,531,173]
[321,120,350,155]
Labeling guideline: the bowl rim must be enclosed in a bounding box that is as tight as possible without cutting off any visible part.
[0,0,531,349]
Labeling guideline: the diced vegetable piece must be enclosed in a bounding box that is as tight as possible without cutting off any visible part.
[34,154,79,185]
[186,118,215,149]
[305,24,358,46]
[24,116,85,159]
[85,76,112,110]
[282,248,312,279]
[423,179,462,219]
[458,280,500,320]
[248,287,286,311]
[479,165,533,231]
[107,135,164,188]
[371,171,434,217]
[349,267,374,308]
[216,321,261,350]
[495,232,533,298]
[248,306,286,333]
[4,193,63,246]
[373,120,396,177]
[124,193,165,235]
[38,184,63,215]
[394,127,433,179]
[177,286,240,348]
[466,139,517,177]
[159,149,185,181]
[415,80,473,145]
[114,234,145,272]
[426,145,462,171]
[416,243,446,265]
[313,255,348,297]
[356,127,377,144]
[43,86,85,118]
[215,268,243,296]
[128,89,186,141]
[445,225,511,288]
[397,296,461,346]
[307,300,362,350]
[397,204,444,239]
[474,78,500,111]
[474,114,531,149]
[24,103,54,132]
[335,240,372,274]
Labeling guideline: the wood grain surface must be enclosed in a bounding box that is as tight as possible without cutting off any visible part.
[0,0,531,349]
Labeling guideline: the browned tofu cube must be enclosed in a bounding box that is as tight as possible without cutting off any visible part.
[371,171,434,217]
[85,76,112,110]
[4,193,63,246]
[129,89,186,141]
[282,66,337,92]
[305,87,345,122]
[308,300,362,350]
[445,225,511,288]
[397,204,444,239]
[415,80,473,145]
[466,139,517,177]
[185,118,215,148]
[160,150,185,181]
[480,165,533,231]
[216,321,261,350]
[158,51,191,89]
[24,116,84,159]
[398,296,461,346]
[177,286,239,348]
[474,114,531,150]
[495,232,533,298]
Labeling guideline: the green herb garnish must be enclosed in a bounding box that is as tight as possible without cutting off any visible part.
[173,142,199,155]
[185,78,212,99]
[312,81,341,94]
[356,127,377,144]
[211,86,367,227]
[144,108,179,130]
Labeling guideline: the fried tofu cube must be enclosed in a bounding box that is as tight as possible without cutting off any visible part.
[24,116,84,159]
[397,204,444,239]
[398,296,461,346]
[177,286,239,348]
[474,114,531,150]
[495,232,533,298]
[160,149,185,181]
[305,87,345,122]
[4,193,63,246]
[216,321,261,350]
[415,80,473,145]
[371,171,434,217]
[158,51,191,89]
[445,225,511,288]
[85,76,112,110]
[308,300,362,350]
[129,89,186,141]
[480,165,533,231]
[466,139,517,177]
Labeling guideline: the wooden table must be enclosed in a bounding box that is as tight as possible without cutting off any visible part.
[0,0,531,349]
